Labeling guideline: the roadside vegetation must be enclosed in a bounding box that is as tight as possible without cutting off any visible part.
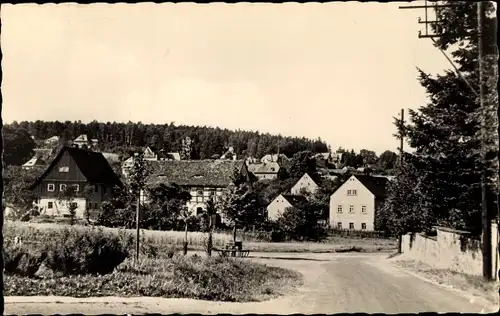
[3,221,302,301]
[391,259,498,306]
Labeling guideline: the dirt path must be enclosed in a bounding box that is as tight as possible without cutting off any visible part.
[4,252,497,314]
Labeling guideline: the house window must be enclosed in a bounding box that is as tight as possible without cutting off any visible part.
[337,205,343,213]
[60,184,67,192]
[361,205,367,213]
[94,185,99,193]
[347,189,357,196]
[337,222,342,229]
[196,196,204,203]
[74,184,80,192]
[69,202,78,209]
[352,190,357,195]
[197,190,204,196]
[47,183,55,192]
[349,222,354,229]
[48,202,53,209]
[349,205,355,213]
[361,223,367,230]
[59,166,69,173]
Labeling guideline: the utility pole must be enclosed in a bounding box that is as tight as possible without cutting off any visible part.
[400,109,404,168]
[399,0,493,281]
[135,193,140,264]
[477,0,492,281]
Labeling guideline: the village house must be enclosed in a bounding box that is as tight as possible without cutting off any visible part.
[44,136,60,146]
[247,161,280,180]
[329,174,388,231]
[260,153,289,164]
[72,134,99,149]
[220,146,237,160]
[22,156,46,170]
[290,173,319,196]
[30,146,123,218]
[146,159,252,220]
[266,194,308,221]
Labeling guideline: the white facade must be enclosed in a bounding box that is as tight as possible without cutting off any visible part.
[329,175,375,231]
[38,197,87,218]
[291,173,319,196]
[266,194,293,221]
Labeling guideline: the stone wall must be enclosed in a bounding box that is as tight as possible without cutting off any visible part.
[401,222,499,280]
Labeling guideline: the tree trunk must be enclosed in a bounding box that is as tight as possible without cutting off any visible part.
[233,224,237,243]
[183,222,188,255]
[207,215,213,257]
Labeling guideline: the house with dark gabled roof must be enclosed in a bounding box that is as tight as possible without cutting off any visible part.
[30,146,122,218]
[329,174,389,231]
[266,194,309,221]
[146,159,252,218]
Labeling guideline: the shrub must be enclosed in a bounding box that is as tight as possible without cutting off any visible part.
[3,223,133,277]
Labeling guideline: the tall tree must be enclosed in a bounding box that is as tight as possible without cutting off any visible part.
[2,126,36,166]
[384,1,498,235]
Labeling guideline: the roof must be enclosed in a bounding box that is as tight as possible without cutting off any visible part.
[74,134,88,142]
[33,148,53,161]
[295,173,318,185]
[147,159,246,187]
[281,194,309,209]
[314,153,331,160]
[31,146,122,189]
[354,174,389,199]
[45,136,60,142]
[22,157,46,167]
[167,152,181,161]
[101,152,120,163]
[261,153,289,163]
[247,162,280,174]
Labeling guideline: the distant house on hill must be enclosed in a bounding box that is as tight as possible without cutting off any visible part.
[290,173,319,196]
[30,146,122,218]
[143,146,169,161]
[44,136,60,146]
[146,159,252,220]
[266,194,308,221]
[72,134,98,149]
[261,153,289,164]
[329,174,388,231]
[220,146,237,160]
[22,157,46,170]
[247,161,280,180]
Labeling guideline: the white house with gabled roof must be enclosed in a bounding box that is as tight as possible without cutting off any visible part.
[290,173,319,196]
[329,174,388,231]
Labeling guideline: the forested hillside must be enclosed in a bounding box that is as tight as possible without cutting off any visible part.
[6,120,329,161]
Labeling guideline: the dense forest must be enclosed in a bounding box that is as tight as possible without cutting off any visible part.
[4,120,329,163]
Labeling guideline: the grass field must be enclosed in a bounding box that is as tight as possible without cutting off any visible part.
[5,221,397,253]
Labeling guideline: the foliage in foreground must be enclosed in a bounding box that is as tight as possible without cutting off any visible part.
[4,254,302,302]
[3,223,133,277]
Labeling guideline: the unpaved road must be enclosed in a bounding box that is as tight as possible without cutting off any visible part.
[4,252,497,314]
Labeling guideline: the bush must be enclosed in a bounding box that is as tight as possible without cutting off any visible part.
[3,223,133,277]
[4,255,303,302]
[275,207,328,242]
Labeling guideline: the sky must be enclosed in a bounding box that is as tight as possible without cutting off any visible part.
[1,2,451,155]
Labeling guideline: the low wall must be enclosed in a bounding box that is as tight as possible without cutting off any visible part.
[401,222,498,279]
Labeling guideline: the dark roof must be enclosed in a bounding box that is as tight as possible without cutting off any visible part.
[146,160,246,187]
[354,175,389,199]
[281,194,309,209]
[31,146,122,188]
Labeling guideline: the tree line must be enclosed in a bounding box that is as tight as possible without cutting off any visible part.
[4,120,329,163]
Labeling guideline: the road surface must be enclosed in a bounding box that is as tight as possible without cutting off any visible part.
[4,252,497,314]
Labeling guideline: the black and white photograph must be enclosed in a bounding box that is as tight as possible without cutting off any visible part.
[0,1,498,314]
